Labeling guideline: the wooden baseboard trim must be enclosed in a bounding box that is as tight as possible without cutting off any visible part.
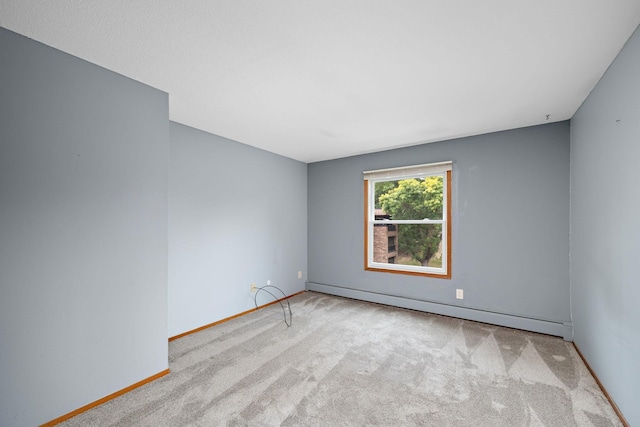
[168,290,305,342]
[41,368,170,426]
[573,343,629,427]
[40,292,305,425]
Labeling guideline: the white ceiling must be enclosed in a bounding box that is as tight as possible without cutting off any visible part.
[2,1,640,163]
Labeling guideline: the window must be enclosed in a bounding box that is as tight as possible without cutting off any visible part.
[364,161,451,278]
[387,236,396,252]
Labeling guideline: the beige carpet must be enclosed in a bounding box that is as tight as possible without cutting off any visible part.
[61,292,621,426]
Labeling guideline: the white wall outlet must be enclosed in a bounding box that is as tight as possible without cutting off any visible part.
[267,280,271,286]
[298,271,303,279]
[456,289,464,300]
[251,283,257,292]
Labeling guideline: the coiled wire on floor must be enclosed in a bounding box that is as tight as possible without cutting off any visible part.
[253,285,292,327]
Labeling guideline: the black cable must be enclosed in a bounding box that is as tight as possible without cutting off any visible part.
[253,285,292,327]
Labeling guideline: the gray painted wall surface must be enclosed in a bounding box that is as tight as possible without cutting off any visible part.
[570,25,640,426]
[308,123,571,337]
[0,29,169,426]
[168,123,307,337]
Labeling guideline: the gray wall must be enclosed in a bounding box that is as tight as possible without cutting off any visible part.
[0,28,169,426]
[168,123,307,337]
[570,25,640,426]
[308,123,571,338]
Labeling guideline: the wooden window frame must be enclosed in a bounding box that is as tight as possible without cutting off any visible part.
[364,167,451,279]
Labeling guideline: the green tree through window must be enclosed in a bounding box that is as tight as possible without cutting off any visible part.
[377,176,443,267]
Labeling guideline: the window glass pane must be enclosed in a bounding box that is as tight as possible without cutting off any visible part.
[374,176,443,220]
[373,223,443,268]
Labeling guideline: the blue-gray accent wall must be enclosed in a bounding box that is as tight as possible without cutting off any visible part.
[168,122,307,337]
[0,28,169,426]
[308,123,571,339]
[570,24,640,426]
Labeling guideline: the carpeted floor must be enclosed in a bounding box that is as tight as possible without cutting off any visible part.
[61,291,621,426]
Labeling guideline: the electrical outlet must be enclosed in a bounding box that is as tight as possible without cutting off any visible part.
[456,289,464,300]
[251,283,257,292]
[267,280,271,286]
[298,271,303,279]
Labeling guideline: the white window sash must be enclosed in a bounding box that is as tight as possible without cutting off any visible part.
[365,161,450,275]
